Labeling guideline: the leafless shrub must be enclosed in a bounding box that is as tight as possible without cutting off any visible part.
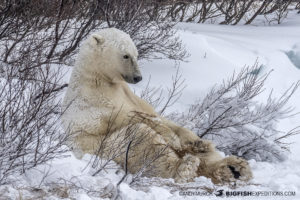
[89,111,167,178]
[89,113,148,177]
[48,177,106,199]
[98,0,188,60]
[185,1,221,23]
[296,2,300,13]
[0,60,68,185]
[214,0,255,25]
[0,0,188,64]
[139,65,186,116]
[165,0,195,22]
[163,0,295,25]
[244,0,273,25]
[0,0,104,67]
[0,0,78,185]
[167,63,300,162]
[139,77,165,110]
[263,0,292,24]
[163,0,221,23]
[138,63,299,162]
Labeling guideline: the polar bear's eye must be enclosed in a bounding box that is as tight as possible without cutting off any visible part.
[123,55,129,59]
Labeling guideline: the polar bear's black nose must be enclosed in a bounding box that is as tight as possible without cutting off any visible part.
[133,76,142,83]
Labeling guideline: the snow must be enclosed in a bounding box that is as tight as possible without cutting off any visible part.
[1,10,300,200]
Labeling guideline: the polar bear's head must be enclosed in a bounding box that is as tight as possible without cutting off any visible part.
[78,28,142,84]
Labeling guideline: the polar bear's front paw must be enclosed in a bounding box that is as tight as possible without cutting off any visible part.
[174,154,200,183]
[184,140,212,153]
[212,156,252,184]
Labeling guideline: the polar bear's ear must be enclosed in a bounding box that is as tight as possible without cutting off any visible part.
[92,34,105,45]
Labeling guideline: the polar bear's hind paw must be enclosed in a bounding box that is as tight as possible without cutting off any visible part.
[228,165,241,179]
[211,156,252,184]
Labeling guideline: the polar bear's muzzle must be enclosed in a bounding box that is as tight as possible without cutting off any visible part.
[122,59,142,84]
[122,73,142,84]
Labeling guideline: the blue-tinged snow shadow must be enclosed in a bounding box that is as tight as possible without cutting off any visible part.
[250,64,265,75]
[285,45,300,70]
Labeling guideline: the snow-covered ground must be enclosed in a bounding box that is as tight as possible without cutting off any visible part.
[1,11,300,200]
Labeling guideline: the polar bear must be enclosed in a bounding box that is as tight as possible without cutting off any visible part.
[62,28,252,184]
